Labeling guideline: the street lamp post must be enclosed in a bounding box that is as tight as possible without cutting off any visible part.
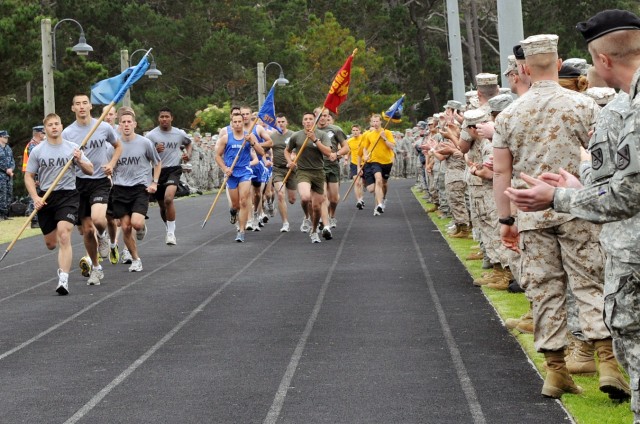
[257,62,289,108]
[41,18,93,115]
[120,49,162,107]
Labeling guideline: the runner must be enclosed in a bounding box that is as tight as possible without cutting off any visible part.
[214,113,264,242]
[285,112,333,243]
[362,113,395,216]
[24,113,94,295]
[270,114,298,232]
[62,94,121,286]
[111,107,162,272]
[146,108,192,246]
[347,124,365,209]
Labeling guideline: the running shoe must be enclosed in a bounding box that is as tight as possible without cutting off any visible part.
[121,248,133,264]
[329,217,337,229]
[128,258,143,272]
[245,219,254,231]
[280,222,290,233]
[109,245,120,264]
[310,232,321,243]
[356,200,364,210]
[87,267,104,286]
[56,269,69,296]
[322,227,333,240]
[260,212,268,224]
[79,256,91,277]
[235,231,245,242]
[98,232,110,258]
[166,232,177,245]
[136,223,147,241]
[300,218,311,233]
[376,204,384,214]
[373,208,381,216]
[267,200,275,217]
[229,208,238,225]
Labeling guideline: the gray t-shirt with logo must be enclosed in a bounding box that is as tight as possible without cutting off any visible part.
[26,140,89,191]
[146,126,191,168]
[113,135,161,187]
[61,118,118,179]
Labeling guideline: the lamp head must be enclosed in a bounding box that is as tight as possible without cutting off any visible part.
[72,32,93,56]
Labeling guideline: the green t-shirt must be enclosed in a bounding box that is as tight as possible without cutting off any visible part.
[287,129,331,170]
[270,129,293,168]
[318,124,347,170]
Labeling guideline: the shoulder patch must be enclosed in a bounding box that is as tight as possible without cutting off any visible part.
[591,148,603,170]
[616,144,631,170]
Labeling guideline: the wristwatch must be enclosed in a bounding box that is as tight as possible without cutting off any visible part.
[498,216,515,226]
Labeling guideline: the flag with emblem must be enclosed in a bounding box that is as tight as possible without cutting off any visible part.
[323,50,356,114]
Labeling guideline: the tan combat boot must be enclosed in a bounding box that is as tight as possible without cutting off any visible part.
[426,204,438,213]
[565,339,596,376]
[466,251,484,260]
[473,264,504,286]
[451,224,471,238]
[542,350,583,398]
[487,267,513,290]
[594,338,631,401]
[506,308,533,331]
[515,308,534,334]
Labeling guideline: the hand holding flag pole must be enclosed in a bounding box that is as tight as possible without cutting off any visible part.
[0,51,151,263]
[343,94,404,202]
[280,49,357,191]
[201,82,281,228]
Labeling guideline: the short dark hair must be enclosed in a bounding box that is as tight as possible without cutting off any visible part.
[158,107,173,117]
[276,113,287,118]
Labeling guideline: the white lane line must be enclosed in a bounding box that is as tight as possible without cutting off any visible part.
[64,234,286,424]
[263,213,355,424]
[0,223,234,362]
[398,191,487,424]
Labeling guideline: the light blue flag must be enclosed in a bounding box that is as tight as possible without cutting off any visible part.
[91,55,150,105]
[257,85,282,134]
[382,95,405,123]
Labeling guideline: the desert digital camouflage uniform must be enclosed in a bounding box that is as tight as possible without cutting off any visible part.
[464,129,483,231]
[434,134,450,215]
[554,70,640,421]
[493,79,610,352]
[440,137,468,226]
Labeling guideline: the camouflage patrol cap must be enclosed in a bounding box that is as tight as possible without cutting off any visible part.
[521,34,559,56]
[476,73,498,86]
[463,109,488,127]
[584,87,616,105]
[0,130,9,138]
[503,55,517,76]
[445,100,464,110]
[563,58,589,74]
[488,94,514,112]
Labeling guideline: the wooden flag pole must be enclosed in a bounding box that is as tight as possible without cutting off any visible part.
[201,117,260,228]
[278,109,324,192]
[0,103,116,263]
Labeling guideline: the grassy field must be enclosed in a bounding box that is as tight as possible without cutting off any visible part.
[0,216,40,245]
[411,187,632,424]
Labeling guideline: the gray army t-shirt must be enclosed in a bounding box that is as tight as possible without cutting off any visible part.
[146,126,191,168]
[113,135,161,187]
[61,118,118,179]
[26,140,88,191]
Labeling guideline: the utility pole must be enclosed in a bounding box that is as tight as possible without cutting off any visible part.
[446,0,466,103]
[497,0,524,89]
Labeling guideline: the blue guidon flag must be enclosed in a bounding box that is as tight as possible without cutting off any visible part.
[91,51,151,105]
[257,84,282,134]
[382,94,405,123]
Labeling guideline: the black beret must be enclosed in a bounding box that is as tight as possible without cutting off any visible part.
[513,44,525,60]
[577,9,640,43]
[559,64,582,79]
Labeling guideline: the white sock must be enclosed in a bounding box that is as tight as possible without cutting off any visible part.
[93,264,102,271]
[110,242,117,249]
[167,220,176,234]
[59,271,69,282]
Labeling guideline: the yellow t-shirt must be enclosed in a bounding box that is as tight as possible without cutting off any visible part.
[362,129,395,164]
[347,135,364,165]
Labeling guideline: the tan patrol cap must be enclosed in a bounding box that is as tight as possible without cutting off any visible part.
[463,109,488,127]
[476,73,498,86]
[521,34,559,56]
[503,55,517,76]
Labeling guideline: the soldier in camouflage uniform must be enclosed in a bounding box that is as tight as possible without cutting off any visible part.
[493,33,629,401]
[506,11,640,421]
[434,113,469,237]
[0,130,15,220]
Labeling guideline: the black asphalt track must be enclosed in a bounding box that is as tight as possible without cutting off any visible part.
[0,179,572,423]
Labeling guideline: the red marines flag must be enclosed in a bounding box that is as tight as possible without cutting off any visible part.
[323,49,357,114]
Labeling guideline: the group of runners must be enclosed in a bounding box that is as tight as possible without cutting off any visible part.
[22,96,397,294]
